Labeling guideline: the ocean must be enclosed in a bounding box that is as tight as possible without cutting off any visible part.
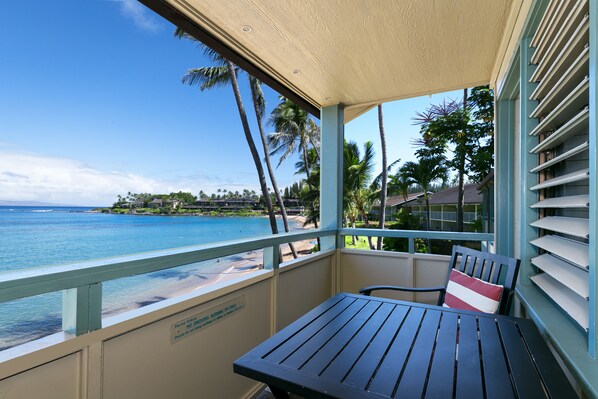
[0,206,300,350]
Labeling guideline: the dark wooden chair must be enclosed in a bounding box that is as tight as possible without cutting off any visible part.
[359,245,521,315]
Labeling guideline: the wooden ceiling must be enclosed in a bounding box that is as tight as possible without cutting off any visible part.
[144,0,519,121]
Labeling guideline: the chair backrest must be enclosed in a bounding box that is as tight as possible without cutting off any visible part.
[446,245,521,315]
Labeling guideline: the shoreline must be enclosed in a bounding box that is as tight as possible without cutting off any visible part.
[95,207,307,218]
[102,214,314,317]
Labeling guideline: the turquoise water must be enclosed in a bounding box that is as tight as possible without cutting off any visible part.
[0,206,299,349]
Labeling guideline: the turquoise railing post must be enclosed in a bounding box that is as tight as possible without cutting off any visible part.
[495,46,520,258]
[263,245,280,270]
[408,238,415,254]
[320,104,344,252]
[62,283,102,336]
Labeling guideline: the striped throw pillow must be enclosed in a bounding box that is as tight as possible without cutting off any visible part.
[443,269,503,314]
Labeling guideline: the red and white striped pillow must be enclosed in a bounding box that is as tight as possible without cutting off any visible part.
[443,269,504,314]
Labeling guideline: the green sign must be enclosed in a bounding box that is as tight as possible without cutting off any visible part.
[171,295,246,343]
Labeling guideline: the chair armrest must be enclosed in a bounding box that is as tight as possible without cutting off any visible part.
[359,285,446,296]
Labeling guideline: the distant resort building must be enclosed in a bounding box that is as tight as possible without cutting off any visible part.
[370,192,427,221]
[477,171,494,234]
[148,198,163,208]
[369,186,484,232]
[283,198,304,215]
[408,184,482,232]
[185,198,261,212]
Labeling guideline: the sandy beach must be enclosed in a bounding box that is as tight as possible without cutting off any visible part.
[102,215,316,318]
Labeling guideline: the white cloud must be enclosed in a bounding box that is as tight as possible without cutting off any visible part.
[0,152,261,206]
[0,152,158,206]
[119,0,161,33]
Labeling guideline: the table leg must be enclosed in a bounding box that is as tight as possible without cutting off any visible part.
[268,385,290,399]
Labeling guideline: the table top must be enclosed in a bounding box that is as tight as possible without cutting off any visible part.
[234,293,576,398]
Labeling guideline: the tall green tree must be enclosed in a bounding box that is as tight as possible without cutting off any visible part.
[468,86,495,182]
[388,173,411,203]
[175,29,278,235]
[413,100,469,232]
[249,77,297,258]
[269,97,321,229]
[344,141,376,249]
[413,86,494,232]
[400,155,447,252]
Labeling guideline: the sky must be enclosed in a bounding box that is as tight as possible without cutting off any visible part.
[0,1,462,207]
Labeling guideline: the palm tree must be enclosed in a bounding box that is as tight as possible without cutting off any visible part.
[413,98,471,233]
[344,141,376,249]
[376,104,388,250]
[388,173,411,203]
[175,28,279,235]
[400,155,447,252]
[249,77,297,258]
[269,97,320,228]
[294,147,322,249]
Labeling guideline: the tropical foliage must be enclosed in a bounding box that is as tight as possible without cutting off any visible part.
[174,28,280,237]
[412,86,494,231]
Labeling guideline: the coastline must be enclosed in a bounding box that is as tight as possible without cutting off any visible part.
[0,210,316,350]
[102,214,315,318]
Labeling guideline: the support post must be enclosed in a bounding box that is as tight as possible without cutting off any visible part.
[62,283,102,336]
[320,104,344,251]
[495,99,515,257]
[264,245,280,270]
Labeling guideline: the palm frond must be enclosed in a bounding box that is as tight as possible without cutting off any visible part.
[182,66,230,90]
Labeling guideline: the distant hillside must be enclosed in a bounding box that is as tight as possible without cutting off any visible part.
[0,200,77,207]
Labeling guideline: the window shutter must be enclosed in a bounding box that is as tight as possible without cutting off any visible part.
[528,0,590,331]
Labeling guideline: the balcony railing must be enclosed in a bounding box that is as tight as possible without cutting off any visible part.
[412,211,480,223]
[0,229,335,337]
[0,228,493,344]
[0,227,495,397]
[0,228,492,344]
[340,228,493,253]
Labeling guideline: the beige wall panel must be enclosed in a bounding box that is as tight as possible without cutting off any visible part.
[341,251,451,305]
[0,353,80,399]
[277,255,333,330]
[341,251,414,302]
[413,255,452,305]
[102,281,271,399]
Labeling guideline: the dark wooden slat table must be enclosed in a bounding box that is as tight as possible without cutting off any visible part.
[234,293,575,398]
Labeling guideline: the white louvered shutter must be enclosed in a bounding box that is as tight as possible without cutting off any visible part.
[528,0,590,331]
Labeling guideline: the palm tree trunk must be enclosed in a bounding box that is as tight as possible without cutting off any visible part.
[226,61,278,235]
[359,209,375,250]
[249,77,297,258]
[425,194,432,253]
[376,104,387,250]
[458,88,468,234]
[457,161,465,233]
